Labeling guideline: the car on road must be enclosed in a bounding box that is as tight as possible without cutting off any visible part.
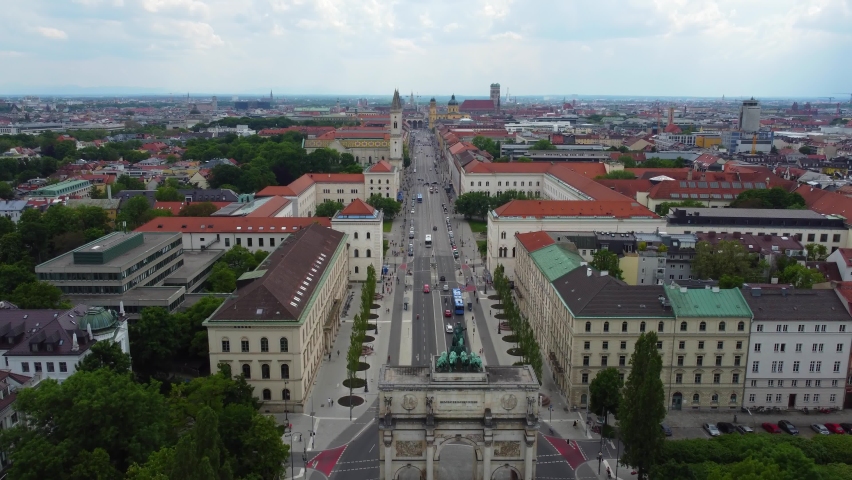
[440,275,446,281]
[736,425,754,434]
[423,284,430,293]
[824,423,846,434]
[433,226,437,231]
[778,420,799,435]
[811,424,830,435]
[703,423,720,437]
[411,208,415,214]
[762,423,782,434]
[660,423,672,437]
[445,323,453,333]
[444,310,452,318]
[840,423,852,434]
[717,422,736,434]
[443,284,449,292]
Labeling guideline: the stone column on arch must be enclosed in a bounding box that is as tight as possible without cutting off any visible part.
[523,432,535,479]
[425,431,435,480]
[383,431,393,480]
[482,428,493,480]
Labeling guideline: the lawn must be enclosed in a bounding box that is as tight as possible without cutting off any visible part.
[383,219,393,232]
[383,239,389,256]
[468,220,487,234]
[476,240,487,257]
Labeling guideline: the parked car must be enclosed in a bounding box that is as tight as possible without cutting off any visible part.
[423,284,430,293]
[703,423,720,437]
[762,423,782,434]
[824,423,846,434]
[444,310,452,318]
[736,425,754,434]
[433,226,437,231]
[440,275,446,281]
[717,422,736,434]
[411,208,415,214]
[443,284,449,292]
[660,423,672,437]
[840,423,852,434]
[811,424,830,435]
[445,323,454,333]
[778,420,799,435]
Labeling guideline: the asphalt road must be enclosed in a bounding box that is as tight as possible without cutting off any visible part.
[407,130,471,366]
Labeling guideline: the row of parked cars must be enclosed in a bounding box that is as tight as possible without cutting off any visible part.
[695,420,852,437]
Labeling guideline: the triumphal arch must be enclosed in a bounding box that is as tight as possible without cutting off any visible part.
[378,327,540,480]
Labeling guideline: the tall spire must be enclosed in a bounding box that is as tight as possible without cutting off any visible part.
[391,89,402,110]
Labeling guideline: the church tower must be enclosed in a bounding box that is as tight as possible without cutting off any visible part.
[428,97,437,129]
[447,94,459,114]
[389,89,403,169]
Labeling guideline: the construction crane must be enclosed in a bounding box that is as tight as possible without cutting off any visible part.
[836,93,852,105]
[751,133,757,155]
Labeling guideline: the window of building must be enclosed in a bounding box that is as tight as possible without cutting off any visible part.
[283,389,291,400]
[281,363,290,379]
[584,341,590,350]
[225,238,231,247]
[716,355,722,367]
[699,321,706,332]
[620,341,627,349]
[834,361,842,372]
[640,321,646,332]
[658,321,664,332]
[241,339,249,353]
[581,373,589,384]
[47,362,54,373]
[756,324,764,332]
[732,373,740,384]
[692,394,700,404]
[752,361,759,373]
[619,356,626,366]
[242,364,251,378]
[679,341,685,350]
[754,343,761,352]
[601,356,608,367]
[677,355,684,366]
[821,234,828,242]
[657,341,663,349]
[602,341,609,350]
[366,249,371,258]
[718,321,726,332]
[261,364,270,379]
[262,389,271,401]
[696,356,704,366]
[222,338,230,352]
[603,322,609,332]
[793,361,800,372]
[795,343,802,352]
[680,321,687,331]
[698,341,705,349]
[583,356,590,366]
[675,373,683,384]
[354,249,359,257]
[838,343,844,353]
[261,337,269,353]
[585,322,591,332]
[59,362,67,372]
[622,322,628,333]
[734,355,741,366]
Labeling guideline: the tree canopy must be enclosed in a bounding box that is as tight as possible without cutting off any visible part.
[531,139,556,150]
[729,187,805,209]
[454,190,531,220]
[596,170,636,180]
[366,194,402,219]
[589,367,623,420]
[692,240,760,281]
[315,200,344,218]
[471,136,500,158]
[590,250,624,280]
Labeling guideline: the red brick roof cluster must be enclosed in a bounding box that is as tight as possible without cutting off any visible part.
[493,200,658,219]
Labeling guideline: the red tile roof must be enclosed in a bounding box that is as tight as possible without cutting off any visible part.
[368,160,393,173]
[546,165,633,201]
[153,201,231,215]
[516,231,554,253]
[594,179,653,200]
[459,99,497,112]
[493,200,658,219]
[794,185,852,219]
[246,196,291,217]
[287,173,365,195]
[339,198,376,216]
[256,186,297,197]
[627,168,691,179]
[134,216,330,233]
[464,161,552,174]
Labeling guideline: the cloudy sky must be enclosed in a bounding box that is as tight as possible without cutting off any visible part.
[0,0,849,97]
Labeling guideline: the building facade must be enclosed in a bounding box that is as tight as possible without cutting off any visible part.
[204,224,348,412]
[742,286,852,411]
[331,199,384,281]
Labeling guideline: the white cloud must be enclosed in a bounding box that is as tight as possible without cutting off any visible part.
[443,22,460,33]
[481,0,513,18]
[36,27,68,40]
[419,14,434,28]
[151,20,223,49]
[142,0,209,16]
[490,31,521,41]
[0,50,24,57]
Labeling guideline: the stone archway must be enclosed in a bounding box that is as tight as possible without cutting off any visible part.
[436,436,479,479]
[491,465,522,480]
[395,465,424,480]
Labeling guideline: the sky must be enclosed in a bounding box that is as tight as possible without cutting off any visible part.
[0,0,850,97]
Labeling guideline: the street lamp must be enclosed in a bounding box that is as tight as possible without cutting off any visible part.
[363,354,369,393]
[284,380,289,422]
[285,431,303,480]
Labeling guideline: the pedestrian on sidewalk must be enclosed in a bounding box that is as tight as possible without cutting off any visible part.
[337,350,340,357]
[328,397,331,406]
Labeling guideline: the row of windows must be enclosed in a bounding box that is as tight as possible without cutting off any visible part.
[261,388,291,401]
[583,320,746,333]
[688,393,737,405]
[750,393,837,404]
[753,343,845,353]
[585,340,742,352]
[353,249,372,258]
[222,337,289,353]
[240,363,290,379]
[470,180,541,187]
[368,179,391,184]
[751,360,844,373]
[21,361,68,373]
[755,379,841,388]
[352,232,371,240]
[755,324,845,333]
[681,231,842,245]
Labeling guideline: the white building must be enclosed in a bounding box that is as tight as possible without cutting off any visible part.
[331,199,384,281]
[486,200,665,279]
[742,286,852,411]
[0,200,28,223]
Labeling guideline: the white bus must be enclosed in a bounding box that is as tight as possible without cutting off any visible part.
[425,235,432,248]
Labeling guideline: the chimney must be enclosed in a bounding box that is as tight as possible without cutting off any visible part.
[751,287,762,297]
[87,323,93,341]
[72,333,79,352]
[680,286,688,293]
[587,268,592,277]
[687,170,693,181]
[601,270,609,277]
[107,184,112,200]
[781,287,788,297]
[712,286,720,293]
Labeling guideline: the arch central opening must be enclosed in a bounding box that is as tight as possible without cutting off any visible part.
[438,441,476,480]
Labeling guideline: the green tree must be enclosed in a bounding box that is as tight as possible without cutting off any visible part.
[0,263,36,298]
[219,245,259,278]
[207,263,236,293]
[115,175,147,191]
[155,186,183,201]
[654,199,706,215]
[117,195,155,229]
[596,170,636,179]
[129,307,180,376]
[471,136,500,158]
[692,240,756,280]
[719,274,745,289]
[620,332,666,479]
[0,181,14,199]
[12,281,67,309]
[590,250,623,280]
[180,202,219,217]
[493,156,510,163]
[0,369,170,476]
[315,200,344,218]
[589,367,623,420]
[799,146,815,155]
[778,264,825,289]
[618,154,637,167]
[454,191,492,219]
[172,296,224,358]
[76,340,131,373]
[532,139,556,150]
[517,156,533,162]
[366,194,402,219]
[0,215,15,236]
[805,243,828,261]
[730,187,805,209]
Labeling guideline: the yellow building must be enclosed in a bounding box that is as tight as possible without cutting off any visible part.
[696,135,722,148]
[428,95,471,128]
[66,198,121,223]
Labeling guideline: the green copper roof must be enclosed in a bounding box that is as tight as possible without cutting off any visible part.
[238,269,267,281]
[664,286,752,318]
[532,244,583,282]
[79,307,118,332]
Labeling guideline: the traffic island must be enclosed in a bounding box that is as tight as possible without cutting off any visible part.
[342,378,366,389]
[337,395,365,407]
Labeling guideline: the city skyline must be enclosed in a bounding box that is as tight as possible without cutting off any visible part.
[1,0,850,97]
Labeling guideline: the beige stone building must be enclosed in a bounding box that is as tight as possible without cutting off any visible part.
[331,199,384,281]
[204,224,348,412]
